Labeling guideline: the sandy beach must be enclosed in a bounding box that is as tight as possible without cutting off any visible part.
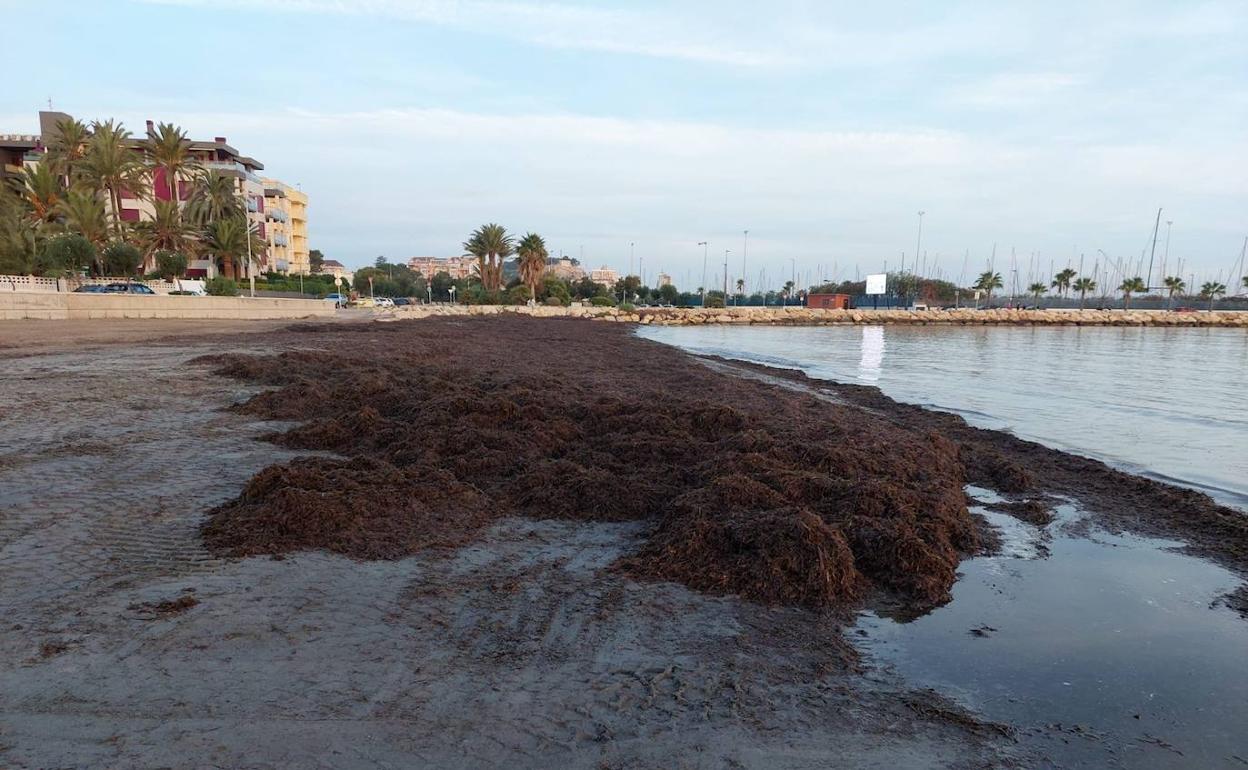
[2,316,1244,768]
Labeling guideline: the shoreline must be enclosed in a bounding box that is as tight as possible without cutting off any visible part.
[390,303,1248,327]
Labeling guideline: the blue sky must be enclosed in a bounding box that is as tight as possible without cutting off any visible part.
[3,0,1246,289]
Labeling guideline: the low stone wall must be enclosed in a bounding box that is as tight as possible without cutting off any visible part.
[0,292,335,321]
[391,304,1248,328]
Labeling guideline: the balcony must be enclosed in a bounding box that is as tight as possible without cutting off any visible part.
[245,198,259,213]
[273,235,289,247]
[266,209,288,222]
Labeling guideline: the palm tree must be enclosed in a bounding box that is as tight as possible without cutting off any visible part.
[80,120,149,238]
[782,279,794,305]
[1072,277,1096,308]
[205,216,262,280]
[137,200,199,265]
[146,122,198,208]
[1199,282,1226,311]
[516,232,548,304]
[57,188,110,274]
[735,278,745,305]
[186,170,244,225]
[1027,282,1046,303]
[1119,276,1146,309]
[1162,276,1186,309]
[462,223,513,293]
[974,271,1004,305]
[44,117,90,188]
[13,164,64,229]
[1051,268,1078,297]
[1242,275,1248,292]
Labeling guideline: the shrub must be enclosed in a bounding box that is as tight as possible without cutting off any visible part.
[38,234,95,277]
[618,302,636,312]
[506,285,532,305]
[206,277,239,296]
[155,250,189,280]
[544,294,567,307]
[704,296,725,308]
[102,241,143,276]
[589,296,615,307]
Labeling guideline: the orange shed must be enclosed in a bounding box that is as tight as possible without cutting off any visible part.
[806,293,852,310]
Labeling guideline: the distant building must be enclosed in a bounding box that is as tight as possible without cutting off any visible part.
[806,293,851,310]
[657,272,672,288]
[547,257,585,282]
[0,133,41,185]
[321,259,353,284]
[590,266,619,287]
[407,256,476,280]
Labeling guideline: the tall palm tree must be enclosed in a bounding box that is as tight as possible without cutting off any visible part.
[782,279,794,305]
[1199,281,1226,311]
[80,120,149,238]
[44,117,90,188]
[205,215,262,280]
[137,200,199,264]
[1051,268,1078,297]
[462,223,513,293]
[146,122,198,208]
[186,170,244,225]
[974,271,1004,304]
[1072,277,1096,309]
[1162,276,1186,309]
[1119,276,1146,309]
[13,164,64,228]
[1027,282,1046,303]
[516,232,548,304]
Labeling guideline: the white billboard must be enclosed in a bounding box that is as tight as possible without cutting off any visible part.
[865,273,888,295]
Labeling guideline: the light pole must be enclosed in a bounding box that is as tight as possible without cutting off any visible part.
[698,241,709,306]
[723,250,731,306]
[630,241,635,279]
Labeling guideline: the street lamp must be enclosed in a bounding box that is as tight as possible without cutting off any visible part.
[723,250,731,306]
[698,241,708,304]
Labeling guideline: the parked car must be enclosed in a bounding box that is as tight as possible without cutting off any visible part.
[324,293,348,308]
[393,297,411,306]
[103,283,155,294]
[72,284,109,293]
[374,297,395,308]
[353,296,377,308]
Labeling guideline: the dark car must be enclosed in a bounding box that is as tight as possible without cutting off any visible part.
[103,283,156,294]
[72,284,109,293]
[393,297,411,306]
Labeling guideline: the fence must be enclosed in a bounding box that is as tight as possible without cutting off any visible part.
[1,275,179,294]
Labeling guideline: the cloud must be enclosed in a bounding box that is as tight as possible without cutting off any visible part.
[114,106,1243,277]
[137,0,786,66]
[947,72,1084,108]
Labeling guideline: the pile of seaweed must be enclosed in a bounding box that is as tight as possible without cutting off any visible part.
[198,317,983,611]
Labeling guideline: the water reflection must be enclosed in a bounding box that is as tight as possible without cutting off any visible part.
[857,326,884,382]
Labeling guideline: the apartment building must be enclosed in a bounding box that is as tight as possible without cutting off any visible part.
[15,111,306,279]
[262,179,310,275]
[0,134,41,185]
[407,256,476,279]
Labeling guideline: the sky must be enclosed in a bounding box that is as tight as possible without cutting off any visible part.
[2,0,1246,290]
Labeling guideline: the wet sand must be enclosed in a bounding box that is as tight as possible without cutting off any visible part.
[0,320,1024,769]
